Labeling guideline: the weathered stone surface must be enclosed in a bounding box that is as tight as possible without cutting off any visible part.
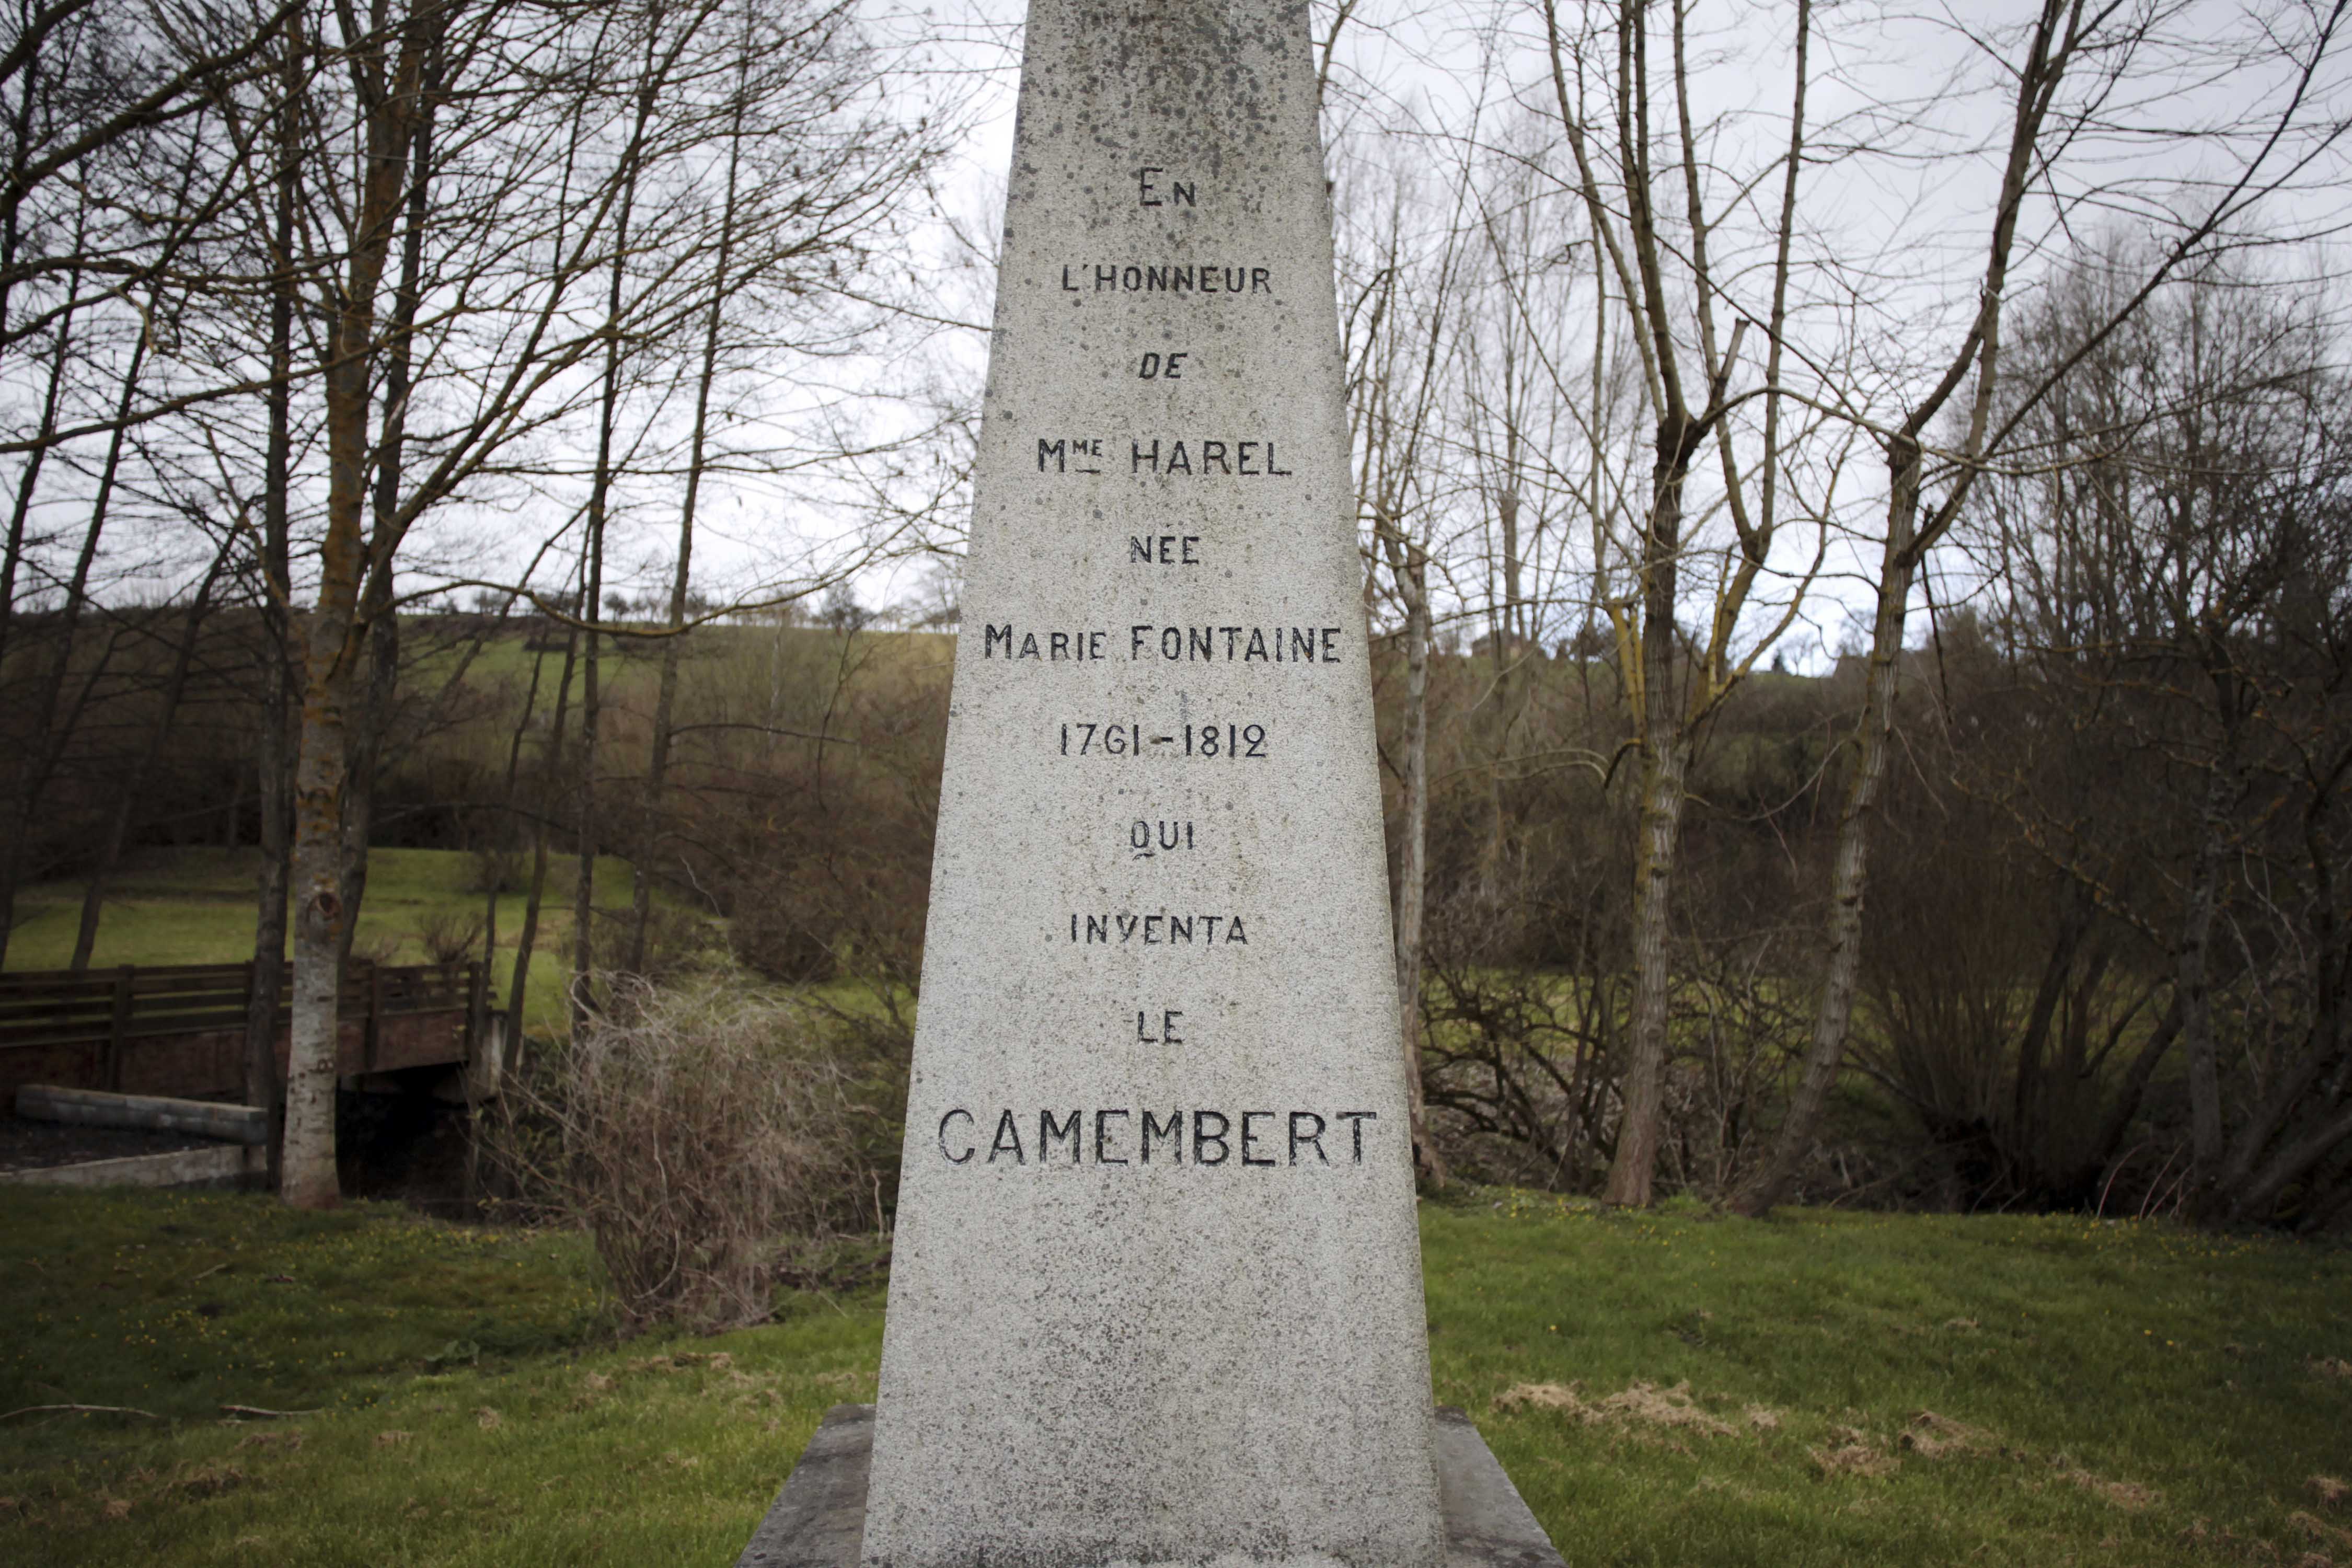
[741,1405,874,1568]
[858,3,1444,1567]
[742,1409,1561,1568]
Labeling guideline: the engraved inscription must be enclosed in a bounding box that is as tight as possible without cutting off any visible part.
[983,625,1108,661]
[935,1105,1378,1166]
[1128,535,1202,565]
[1131,438,1291,476]
[1135,1009,1184,1042]
[952,131,1377,1226]
[1179,722,1265,758]
[1037,437,1105,474]
[1129,820,1194,857]
[1136,166,1197,207]
[982,628,1339,666]
[1060,263,1271,295]
[1030,435,1290,477]
[1062,721,1147,756]
[1129,625,1340,663]
[1057,721,1269,758]
[938,1108,974,1163]
[1067,912,1250,944]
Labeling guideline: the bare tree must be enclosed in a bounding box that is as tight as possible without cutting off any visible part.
[627,5,754,974]
[1536,0,1826,1206]
[241,10,301,1171]
[1731,0,2352,1216]
[1341,145,1472,1186]
[1959,249,2352,1224]
[258,0,948,1204]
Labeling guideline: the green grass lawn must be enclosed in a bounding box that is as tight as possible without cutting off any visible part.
[1434,1193,2352,1565]
[2,1190,2346,1565]
[5,848,653,1040]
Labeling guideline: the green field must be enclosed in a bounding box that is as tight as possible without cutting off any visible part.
[5,847,657,1039]
[2,1189,2345,1565]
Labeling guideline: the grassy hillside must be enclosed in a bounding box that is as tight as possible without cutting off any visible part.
[3,1190,2345,1565]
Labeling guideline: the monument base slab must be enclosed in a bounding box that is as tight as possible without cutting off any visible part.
[735,1404,1565,1568]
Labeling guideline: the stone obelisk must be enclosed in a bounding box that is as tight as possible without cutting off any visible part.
[859,3,1446,1566]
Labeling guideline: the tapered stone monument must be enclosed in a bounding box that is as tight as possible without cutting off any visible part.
[739,4,1564,1567]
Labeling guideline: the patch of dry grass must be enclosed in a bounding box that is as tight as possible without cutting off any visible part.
[1901,1410,1994,1460]
[1493,1379,1748,1438]
[1809,1428,1897,1480]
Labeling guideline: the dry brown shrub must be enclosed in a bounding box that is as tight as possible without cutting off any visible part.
[417,908,487,967]
[349,931,402,966]
[490,976,874,1334]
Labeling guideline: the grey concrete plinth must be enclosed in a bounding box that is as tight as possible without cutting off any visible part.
[739,1406,877,1568]
[1428,1409,1566,1568]
[737,1406,1564,1568]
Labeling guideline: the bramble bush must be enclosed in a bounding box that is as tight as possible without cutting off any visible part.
[490,976,876,1332]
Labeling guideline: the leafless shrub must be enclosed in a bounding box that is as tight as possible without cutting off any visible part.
[348,931,402,966]
[469,848,526,896]
[489,976,873,1333]
[1417,884,1808,1201]
[417,908,487,967]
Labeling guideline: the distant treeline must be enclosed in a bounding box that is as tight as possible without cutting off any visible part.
[7,571,2349,1230]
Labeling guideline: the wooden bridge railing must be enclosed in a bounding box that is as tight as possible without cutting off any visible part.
[0,960,487,1097]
